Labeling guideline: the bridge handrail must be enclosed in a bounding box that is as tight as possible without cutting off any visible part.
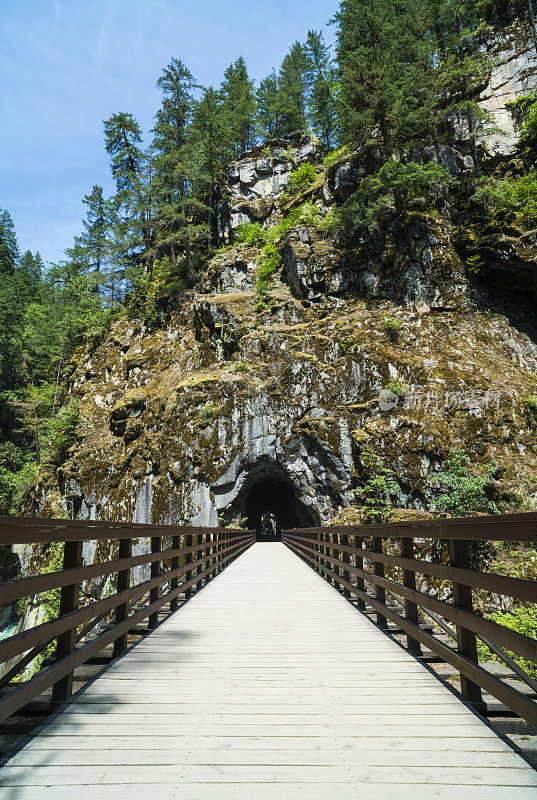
[0,517,255,722]
[282,516,537,727]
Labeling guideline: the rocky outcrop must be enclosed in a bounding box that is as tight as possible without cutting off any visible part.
[217,131,324,239]
[478,19,537,157]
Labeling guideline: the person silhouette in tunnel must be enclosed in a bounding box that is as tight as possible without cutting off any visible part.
[260,511,278,538]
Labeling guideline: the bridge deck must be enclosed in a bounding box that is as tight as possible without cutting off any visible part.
[2,542,536,799]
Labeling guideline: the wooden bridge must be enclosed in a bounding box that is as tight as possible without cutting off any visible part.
[0,514,536,797]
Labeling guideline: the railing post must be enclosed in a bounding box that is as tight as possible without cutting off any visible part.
[449,538,483,706]
[148,536,161,629]
[401,536,422,655]
[113,537,132,657]
[196,534,203,591]
[221,531,227,569]
[323,531,330,582]
[372,536,388,628]
[207,532,212,580]
[169,534,180,612]
[185,533,193,598]
[355,536,366,610]
[211,531,216,578]
[51,538,84,702]
[311,532,319,572]
[341,533,351,598]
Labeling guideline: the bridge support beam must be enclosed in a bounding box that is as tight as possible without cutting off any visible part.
[185,534,193,598]
[355,536,366,611]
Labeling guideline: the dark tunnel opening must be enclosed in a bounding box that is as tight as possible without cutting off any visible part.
[240,469,318,540]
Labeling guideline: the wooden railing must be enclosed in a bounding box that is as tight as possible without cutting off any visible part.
[282,513,537,726]
[0,516,254,722]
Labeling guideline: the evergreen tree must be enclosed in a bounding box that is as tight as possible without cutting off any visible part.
[0,208,23,389]
[152,58,196,200]
[151,59,208,274]
[278,43,310,135]
[220,57,258,157]
[78,185,108,292]
[428,0,492,175]
[335,0,436,157]
[103,112,153,269]
[189,87,229,244]
[17,251,44,305]
[257,71,283,138]
[304,30,338,147]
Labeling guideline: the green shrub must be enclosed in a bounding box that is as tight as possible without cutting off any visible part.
[130,256,187,325]
[234,360,250,373]
[382,317,402,342]
[317,208,336,234]
[428,448,498,517]
[256,243,281,295]
[281,163,318,201]
[472,173,537,221]
[523,395,537,423]
[333,160,451,241]
[323,145,353,168]
[353,448,400,523]
[46,401,78,466]
[507,91,537,163]
[235,222,266,245]
[200,401,218,418]
[477,604,537,679]
[384,376,408,396]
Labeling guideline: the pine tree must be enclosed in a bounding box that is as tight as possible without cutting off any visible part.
[220,57,258,157]
[103,112,153,270]
[304,30,338,147]
[428,0,492,175]
[17,251,44,305]
[151,59,208,275]
[189,87,229,244]
[152,58,196,199]
[76,185,109,294]
[335,0,436,158]
[0,208,23,389]
[278,43,310,135]
[257,71,283,139]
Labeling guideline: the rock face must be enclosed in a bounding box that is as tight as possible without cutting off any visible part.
[217,131,324,239]
[477,19,537,157]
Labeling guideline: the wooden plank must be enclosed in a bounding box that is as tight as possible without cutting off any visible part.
[3,785,537,800]
[6,748,523,768]
[2,764,537,786]
[11,735,514,752]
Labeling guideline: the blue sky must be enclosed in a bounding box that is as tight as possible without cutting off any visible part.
[1,0,339,265]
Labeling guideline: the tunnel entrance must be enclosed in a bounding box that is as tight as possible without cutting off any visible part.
[214,459,319,540]
[245,476,299,540]
[225,463,318,541]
